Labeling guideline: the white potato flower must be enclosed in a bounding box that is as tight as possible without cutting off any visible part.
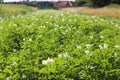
[6,77,10,80]
[100,36,104,39]
[42,60,48,65]
[29,38,32,41]
[99,43,108,49]
[89,35,93,39]
[85,50,90,54]
[11,62,17,66]
[22,74,26,78]
[13,24,17,26]
[99,45,103,49]
[47,57,54,63]
[63,52,69,58]
[103,43,108,49]
[86,44,92,48]
[77,45,82,49]
[42,57,54,65]
[115,45,120,48]
[23,38,25,41]
[58,54,62,58]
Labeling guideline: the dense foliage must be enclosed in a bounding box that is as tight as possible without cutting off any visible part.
[87,0,111,7]
[0,10,120,80]
[75,0,120,7]
[111,0,120,4]
[75,0,87,6]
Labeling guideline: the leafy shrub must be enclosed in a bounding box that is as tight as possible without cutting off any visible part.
[87,0,111,7]
[0,10,120,80]
[75,0,87,6]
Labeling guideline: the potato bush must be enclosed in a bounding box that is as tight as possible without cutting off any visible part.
[0,10,120,80]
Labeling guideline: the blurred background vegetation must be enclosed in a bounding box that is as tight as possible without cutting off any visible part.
[0,0,120,18]
[75,0,120,7]
[0,4,38,17]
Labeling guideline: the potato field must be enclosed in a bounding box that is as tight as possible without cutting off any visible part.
[0,10,120,80]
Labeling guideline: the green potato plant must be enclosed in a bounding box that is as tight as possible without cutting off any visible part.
[0,10,120,80]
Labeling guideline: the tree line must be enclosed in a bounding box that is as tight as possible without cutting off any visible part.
[0,0,120,7]
[75,0,120,7]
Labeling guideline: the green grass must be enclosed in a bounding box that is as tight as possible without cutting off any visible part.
[0,10,120,80]
[0,4,37,17]
[106,3,120,8]
[78,13,120,25]
[100,16,120,25]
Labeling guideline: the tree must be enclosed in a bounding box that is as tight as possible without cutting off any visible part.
[75,0,87,6]
[0,0,4,3]
[87,0,111,7]
[111,0,120,4]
